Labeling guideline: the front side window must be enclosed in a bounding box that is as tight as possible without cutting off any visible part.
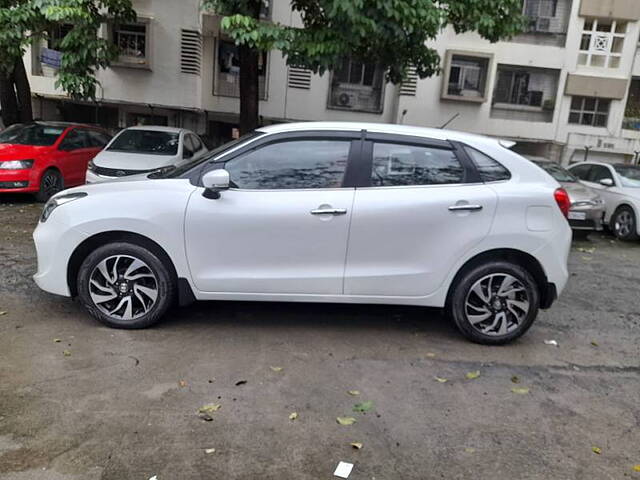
[569,96,610,127]
[578,18,626,69]
[60,129,88,150]
[614,165,640,187]
[443,52,491,102]
[107,130,179,155]
[225,140,350,189]
[588,165,614,184]
[0,124,65,146]
[371,143,464,187]
[465,147,511,182]
[328,57,385,113]
[86,130,111,148]
[569,163,591,180]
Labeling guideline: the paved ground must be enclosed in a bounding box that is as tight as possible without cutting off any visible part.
[1,194,639,480]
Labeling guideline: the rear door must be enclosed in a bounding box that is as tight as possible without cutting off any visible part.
[344,135,498,297]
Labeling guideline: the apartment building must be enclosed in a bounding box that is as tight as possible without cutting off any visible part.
[23,0,640,165]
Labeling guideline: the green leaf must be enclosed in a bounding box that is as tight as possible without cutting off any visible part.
[353,401,373,413]
[466,371,481,380]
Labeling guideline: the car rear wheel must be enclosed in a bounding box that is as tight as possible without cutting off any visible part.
[611,206,639,241]
[77,242,175,329]
[447,261,540,345]
[35,169,63,202]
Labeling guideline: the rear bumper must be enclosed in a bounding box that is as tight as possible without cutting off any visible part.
[568,205,605,231]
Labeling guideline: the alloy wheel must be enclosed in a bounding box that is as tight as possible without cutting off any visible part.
[42,172,61,197]
[464,273,530,336]
[614,211,633,238]
[88,255,158,321]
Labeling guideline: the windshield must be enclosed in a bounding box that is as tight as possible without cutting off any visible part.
[159,131,264,178]
[614,165,640,188]
[535,162,577,183]
[0,123,65,146]
[107,130,179,155]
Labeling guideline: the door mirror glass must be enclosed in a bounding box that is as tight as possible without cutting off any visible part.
[599,178,614,187]
[202,169,230,199]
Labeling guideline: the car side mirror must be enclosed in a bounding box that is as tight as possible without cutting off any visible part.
[599,178,614,187]
[202,169,230,199]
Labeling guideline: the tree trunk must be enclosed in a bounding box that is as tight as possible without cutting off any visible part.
[238,44,260,135]
[0,70,19,127]
[14,58,33,123]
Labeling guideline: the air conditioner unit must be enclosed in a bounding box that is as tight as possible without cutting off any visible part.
[336,91,357,108]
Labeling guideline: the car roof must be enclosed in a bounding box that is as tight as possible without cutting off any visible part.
[256,121,503,146]
[124,125,186,133]
[16,121,97,129]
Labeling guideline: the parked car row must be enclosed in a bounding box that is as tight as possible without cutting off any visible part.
[0,121,208,201]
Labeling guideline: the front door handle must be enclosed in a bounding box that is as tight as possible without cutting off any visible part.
[310,208,347,215]
[448,205,483,212]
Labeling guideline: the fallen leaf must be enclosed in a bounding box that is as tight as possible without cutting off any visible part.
[511,375,520,384]
[347,390,360,396]
[204,448,216,454]
[434,376,448,383]
[511,387,530,395]
[198,404,221,414]
[0,311,6,316]
[464,447,476,453]
[62,350,71,357]
[590,341,599,347]
[425,352,436,358]
[544,339,559,347]
[577,247,596,254]
[235,380,247,386]
[465,370,480,380]
[353,401,373,413]
[178,380,187,388]
[53,338,61,343]
[270,366,283,372]
[289,412,298,420]
[592,446,602,455]
[633,465,640,472]
[337,416,357,426]
[581,256,592,261]
[350,442,363,449]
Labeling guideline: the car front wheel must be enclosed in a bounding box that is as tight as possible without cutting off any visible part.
[611,206,639,241]
[77,242,175,329]
[447,261,540,345]
[35,169,63,202]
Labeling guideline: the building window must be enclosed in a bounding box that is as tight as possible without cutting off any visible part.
[328,58,385,113]
[111,20,151,68]
[516,0,572,46]
[442,51,492,103]
[214,39,267,99]
[578,19,626,69]
[491,66,559,122]
[568,96,610,127]
[623,78,640,131]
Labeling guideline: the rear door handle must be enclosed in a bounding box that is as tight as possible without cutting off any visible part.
[310,208,347,215]
[448,205,483,212]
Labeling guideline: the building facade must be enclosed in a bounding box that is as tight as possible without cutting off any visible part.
[22,0,640,165]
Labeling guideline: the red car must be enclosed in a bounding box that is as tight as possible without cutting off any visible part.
[0,121,111,201]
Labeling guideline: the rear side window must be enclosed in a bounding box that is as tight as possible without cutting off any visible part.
[464,146,510,182]
[86,130,111,148]
[371,143,464,186]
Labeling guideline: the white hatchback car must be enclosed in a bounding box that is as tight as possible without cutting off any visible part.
[85,126,207,183]
[567,161,640,241]
[33,122,571,344]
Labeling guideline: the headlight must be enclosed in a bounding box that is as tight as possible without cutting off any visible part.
[0,159,34,170]
[41,192,88,223]
[87,160,95,171]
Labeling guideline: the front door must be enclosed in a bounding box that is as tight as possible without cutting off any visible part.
[185,136,358,294]
[344,139,498,297]
[57,128,94,186]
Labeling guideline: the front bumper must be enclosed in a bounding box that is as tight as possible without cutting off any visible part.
[0,169,37,193]
[568,204,605,231]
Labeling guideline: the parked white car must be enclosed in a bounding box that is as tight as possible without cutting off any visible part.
[33,122,571,345]
[86,126,207,183]
[567,161,640,241]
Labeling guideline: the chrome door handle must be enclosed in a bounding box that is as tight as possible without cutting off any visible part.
[310,208,347,215]
[448,205,483,212]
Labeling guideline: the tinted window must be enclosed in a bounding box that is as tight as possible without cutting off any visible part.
[86,130,111,147]
[225,140,350,189]
[0,123,65,146]
[183,135,195,159]
[371,143,464,186]
[190,134,203,152]
[614,165,640,187]
[588,165,614,183]
[60,129,87,150]
[107,130,179,155]
[569,164,591,180]
[465,146,511,182]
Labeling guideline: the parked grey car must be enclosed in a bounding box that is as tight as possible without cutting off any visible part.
[532,160,605,231]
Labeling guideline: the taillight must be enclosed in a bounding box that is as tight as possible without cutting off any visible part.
[554,188,570,218]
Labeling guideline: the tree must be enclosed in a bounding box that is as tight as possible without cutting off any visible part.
[0,0,136,127]
[203,0,525,134]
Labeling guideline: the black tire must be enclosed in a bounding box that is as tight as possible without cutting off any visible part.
[35,169,63,202]
[611,206,639,241]
[446,261,540,345]
[77,242,175,329]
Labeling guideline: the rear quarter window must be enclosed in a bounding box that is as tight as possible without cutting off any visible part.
[464,146,511,182]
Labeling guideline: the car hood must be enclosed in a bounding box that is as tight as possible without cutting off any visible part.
[92,150,179,170]
[561,181,600,203]
[0,143,52,159]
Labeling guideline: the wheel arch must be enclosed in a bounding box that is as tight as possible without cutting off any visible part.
[445,248,553,310]
[67,231,182,298]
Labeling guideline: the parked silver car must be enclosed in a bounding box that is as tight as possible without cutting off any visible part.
[532,160,605,231]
